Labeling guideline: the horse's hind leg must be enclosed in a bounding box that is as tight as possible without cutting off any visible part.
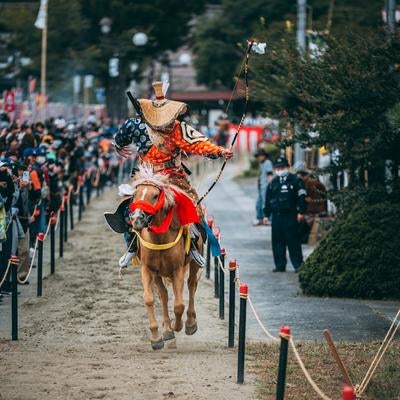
[155,276,174,341]
[141,265,163,350]
[185,259,199,336]
[171,266,185,332]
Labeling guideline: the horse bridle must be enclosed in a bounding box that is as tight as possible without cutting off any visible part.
[129,182,164,228]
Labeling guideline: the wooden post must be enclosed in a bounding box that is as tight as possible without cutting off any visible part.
[323,329,353,387]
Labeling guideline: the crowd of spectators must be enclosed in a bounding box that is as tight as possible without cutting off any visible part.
[0,112,125,301]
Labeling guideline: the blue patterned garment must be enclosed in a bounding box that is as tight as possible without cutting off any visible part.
[114,118,152,155]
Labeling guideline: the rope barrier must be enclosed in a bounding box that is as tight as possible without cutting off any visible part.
[54,206,62,232]
[0,259,12,288]
[2,164,120,309]
[217,255,228,275]
[42,218,52,241]
[213,238,336,398]
[356,308,400,397]
[248,296,280,342]
[17,237,38,284]
[289,337,333,400]
[205,208,399,398]
[15,173,94,286]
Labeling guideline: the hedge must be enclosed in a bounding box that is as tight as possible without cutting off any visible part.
[299,201,400,299]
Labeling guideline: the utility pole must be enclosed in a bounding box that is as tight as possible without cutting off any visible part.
[40,0,48,121]
[297,0,307,52]
[386,0,397,35]
[294,0,307,165]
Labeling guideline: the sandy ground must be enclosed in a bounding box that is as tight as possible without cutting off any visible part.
[0,189,255,400]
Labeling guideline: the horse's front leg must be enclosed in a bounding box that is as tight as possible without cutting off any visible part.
[154,276,174,341]
[141,265,163,350]
[171,266,185,332]
[186,260,199,335]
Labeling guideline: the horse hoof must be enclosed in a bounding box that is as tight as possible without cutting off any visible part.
[163,330,175,341]
[151,338,164,351]
[185,321,198,336]
[171,319,183,332]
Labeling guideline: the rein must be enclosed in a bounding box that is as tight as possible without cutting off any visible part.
[130,187,165,215]
[129,183,178,237]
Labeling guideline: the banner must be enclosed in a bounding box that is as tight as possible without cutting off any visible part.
[34,0,48,30]
[228,125,263,153]
[4,91,15,113]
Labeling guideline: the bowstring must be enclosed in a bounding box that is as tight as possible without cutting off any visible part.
[197,40,254,205]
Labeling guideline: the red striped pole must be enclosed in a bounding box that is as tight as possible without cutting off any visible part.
[37,233,44,297]
[228,259,237,348]
[50,213,56,274]
[206,218,213,279]
[237,283,248,384]
[276,326,291,400]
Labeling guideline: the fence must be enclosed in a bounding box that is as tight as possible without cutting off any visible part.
[0,160,132,341]
[2,157,398,399]
[202,211,400,400]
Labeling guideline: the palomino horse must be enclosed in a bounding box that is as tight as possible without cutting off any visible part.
[129,167,201,350]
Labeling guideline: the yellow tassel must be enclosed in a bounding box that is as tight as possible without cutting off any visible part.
[185,225,191,254]
[132,256,140,267]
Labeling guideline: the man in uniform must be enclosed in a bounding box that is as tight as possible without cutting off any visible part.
[263,156,307,272]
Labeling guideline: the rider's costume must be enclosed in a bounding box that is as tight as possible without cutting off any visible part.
[106,82,225,267]
[114,117,224,205]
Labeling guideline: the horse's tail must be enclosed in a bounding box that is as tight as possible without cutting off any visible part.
[162,277,173,286]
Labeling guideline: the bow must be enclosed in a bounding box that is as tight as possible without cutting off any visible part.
[197,40,254,205]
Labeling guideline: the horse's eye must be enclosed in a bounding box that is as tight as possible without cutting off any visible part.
[153,194,158,200]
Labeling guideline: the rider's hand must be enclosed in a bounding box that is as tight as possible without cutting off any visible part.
[116,145,132,158]
[220,149,233,160]
[297,213,305,222]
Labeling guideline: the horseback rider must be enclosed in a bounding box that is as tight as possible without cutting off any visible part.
[107,81,233,268]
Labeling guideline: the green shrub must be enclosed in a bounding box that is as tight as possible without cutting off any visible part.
[299,201,400,299]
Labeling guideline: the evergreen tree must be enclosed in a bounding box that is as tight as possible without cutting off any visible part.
[0,0,206,99]
[253,32,400,191]
[192,0,384,89]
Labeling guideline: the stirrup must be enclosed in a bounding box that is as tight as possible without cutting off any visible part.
[189,246,205,268]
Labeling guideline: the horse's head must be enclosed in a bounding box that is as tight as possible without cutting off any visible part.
[128,164,175,231]
[130,183,162,230]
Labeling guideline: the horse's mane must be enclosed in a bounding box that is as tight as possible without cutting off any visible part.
[131,164,176,210]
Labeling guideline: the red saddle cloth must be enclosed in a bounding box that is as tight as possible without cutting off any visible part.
[129,186,200,234]
[171,187,200,226]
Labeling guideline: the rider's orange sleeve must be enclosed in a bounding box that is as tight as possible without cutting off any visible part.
[172,121,224,156]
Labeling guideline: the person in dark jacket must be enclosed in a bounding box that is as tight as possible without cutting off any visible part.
[264,157,307,272]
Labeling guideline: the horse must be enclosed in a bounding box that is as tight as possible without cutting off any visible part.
[129,166,201,350]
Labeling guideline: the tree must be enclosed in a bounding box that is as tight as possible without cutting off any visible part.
[252,30,400,300]
[191,0,384,89]
[192,0,295,88]
[253,32,400,191]
[0,0,206,99]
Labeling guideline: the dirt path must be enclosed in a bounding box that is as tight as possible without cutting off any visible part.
[0,190,255,400]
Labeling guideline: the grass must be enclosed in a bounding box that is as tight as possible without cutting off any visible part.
[248,340,400,400]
